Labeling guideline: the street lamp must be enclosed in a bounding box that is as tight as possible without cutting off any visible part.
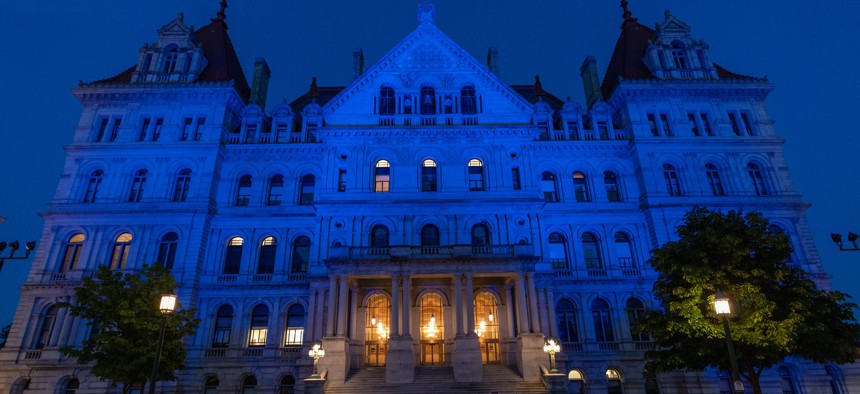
[149,293,177,394]
[714,294,743,394]
[0,240,37,272]
[830,232,859,252]
[308,342,325,379]
[543,338,561,373]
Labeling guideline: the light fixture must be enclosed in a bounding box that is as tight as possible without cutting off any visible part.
[159,294,177,314]
[0,238,38,273]
[831,232,860,252]
[475,319,487,337]
[149,293,178,394]
[713,292,743,393]
[543,338,561,373]
[424,313,439,339]
[371,315,376,326]
[308,343,325,379]
[713,297,731,316]
[488,312,494,322]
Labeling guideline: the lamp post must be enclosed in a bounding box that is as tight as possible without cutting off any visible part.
[714,294,743,394]
[308,342,325,378]
[543,338,561,373]
[830,232,860,252]
[149,293,177,394]
[0,240,36,273]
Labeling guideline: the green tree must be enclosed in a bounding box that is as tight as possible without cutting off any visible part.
[0,324,10,349]
[639,207,859,394]
[59,264,199,394]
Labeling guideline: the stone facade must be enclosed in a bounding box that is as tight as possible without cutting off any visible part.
[0,3,856,394]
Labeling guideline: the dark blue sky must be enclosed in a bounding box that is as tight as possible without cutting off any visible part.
[0,1,858,325]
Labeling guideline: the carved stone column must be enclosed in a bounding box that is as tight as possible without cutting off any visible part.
[526,273,540,333]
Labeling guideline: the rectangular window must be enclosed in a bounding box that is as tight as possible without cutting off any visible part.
[687,113,700,136]
[659,114,672,136]
[740,113,754,136]
[152,118,163,141]
[95,118,109,142]
[284,328,304,346]
[108,119,121,142]
[138,118,151,141]
[512,168,521,190]
[194,118,205,140]
[647,114,659,136]
[248,328,267,347]
[597,122,609,140]
[567,121,580,140]
[728,113,742,136]
[181,118,193,140]
[245,123,257,143]
[275,124,289,143]
[337,169,347,192]
[700,113,713,136]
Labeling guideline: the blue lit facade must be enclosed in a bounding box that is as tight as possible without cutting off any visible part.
[0,3,854,393]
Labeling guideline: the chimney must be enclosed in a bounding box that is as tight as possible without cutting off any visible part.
[250,57,271,109]
[487,47,499,75]
[580,56,603,109]
[353,48,365,80]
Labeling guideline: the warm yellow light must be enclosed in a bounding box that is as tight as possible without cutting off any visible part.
[714,297,731,315]
[371,315,376,326]
[159,294,177,313]
[488,313,494,322]
[543,339,560,354]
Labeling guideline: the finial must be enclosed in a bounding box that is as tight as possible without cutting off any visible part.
[534,75,544,96]
[309,76,319,97]
[665,9,672,18]
[213,0,227,22]
[177,12,184,23]
[418,2,436,24]
[620,0,638,26]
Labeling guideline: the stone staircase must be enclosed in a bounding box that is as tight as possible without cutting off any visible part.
[323,364,547,393]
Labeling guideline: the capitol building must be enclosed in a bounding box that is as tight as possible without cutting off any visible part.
[0,2,853,393]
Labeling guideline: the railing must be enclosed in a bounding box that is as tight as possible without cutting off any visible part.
[634,341,655,350]
[349,247,391,258]
[550,258,569,269]
[204,348,226,358]
[280,346,301,361]
[252,274,272,283]
[225,133,241,143]
[49,273,68,281]
[597,342,620,351]
[587,268,608,277]
[242,348,264,358]
[286,273,309,283]
[622,268,642,277]
[561,342,583,353]
[462,116,478,125]
[24,350,42,360]
[334,244,528,260]
[379,117,395,126]
[553,269,574,279]
[217,274,237,284]
[259,133,272,143]
[472,245,512,256]
[420,117,436,126]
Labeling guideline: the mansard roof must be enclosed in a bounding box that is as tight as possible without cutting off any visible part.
[90,16,250,101]
[600,9,757,99]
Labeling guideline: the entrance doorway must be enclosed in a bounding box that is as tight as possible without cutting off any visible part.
[419,293,444,365]
[365,294,390,366]
[474,291,500,364]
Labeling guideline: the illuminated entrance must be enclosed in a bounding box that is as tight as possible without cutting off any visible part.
[474,291,499,364]
[365,294,390,366]
[419,293,444,365]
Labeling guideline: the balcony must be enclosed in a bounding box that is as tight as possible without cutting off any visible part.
[209,273,308,286]
[329,244,534,261]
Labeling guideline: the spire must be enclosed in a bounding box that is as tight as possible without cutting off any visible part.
[212,0,228,24]
[620,0,638,27]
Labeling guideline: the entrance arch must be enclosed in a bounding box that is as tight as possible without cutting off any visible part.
[419,293,444,365]
[474,291,500,364]
[365,294,390,366]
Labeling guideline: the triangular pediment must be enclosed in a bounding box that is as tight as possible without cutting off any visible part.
[156,13,195,49]
[655,11,691,37]
[321,21,535,125]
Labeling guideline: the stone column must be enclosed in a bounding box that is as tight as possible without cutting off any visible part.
[336,276,349,337]
[515,273,530,334]
[545,287,558,338]
[49,307,67,347]
[391,275,400,337]
[326,276,337,337]
[402,275,412,338]
[304,290,317,343]
[505,285,516,337]
[526,273,540,334]
[464,274,475,335]
[350,287,359,339]
[453,274,464,336]
[313,289,325,341]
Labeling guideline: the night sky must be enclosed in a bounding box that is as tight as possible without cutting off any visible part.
[0,1,858,326]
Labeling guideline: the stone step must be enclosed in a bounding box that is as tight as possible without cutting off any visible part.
[324,365,546,394]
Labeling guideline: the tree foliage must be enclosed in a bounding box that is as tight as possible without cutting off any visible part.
[639,207,859,394]
[59,264,199,393]
[0,324,10,350]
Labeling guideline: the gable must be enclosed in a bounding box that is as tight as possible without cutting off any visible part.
[321,22,535,125]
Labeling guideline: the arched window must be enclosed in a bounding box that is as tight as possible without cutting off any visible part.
[33,305,60,349]
[662,164,682,196]
[670,41,687,70]
[541,172,559,202]
[379,86,395,115]
[157,232,179,270]
[626,298,649,342]
[290,236,310,273]
[573,171,590,202]
[421,225,440,247]
[366,294,391,365]
[471,223,491,246]
[582,233,603,271]
[370,225,390,248]
[59,234,85,273]
[421,159,437,192]
[474,292,500,363]
[779,366,798,394]
[403,95,413,115]
[83,170,104,203]
[614,232,635,269]
[109,233,132,270]
[644,369,660,394]
[236,175,252,206]
[375,160,391,192]
[257,236,276,274]
[460,86,477,115]
[172,168,192,202]
[204,376,219,394]
[242,375,258,394]
[128,169,148,202]
[163,46,179,73]
[548,233,568,269]
[420,293,444,364]
[705,164,725,196]
[267,174,284,206]
[223,237,243,274]
[825,364,845,394]
[606,369,624,394]
[284,304,305,346]
[420,86,436,114]
[555,299,579,343]
[212,305,233,348]
[591,299,615,343]
[568,370,586,394]
[299,175,315,205]
[748,163,768,195]
[468,159,485,191]
[249,305,269,347]
[604,171,621,202]
[63,378,80,394]
[279,375,296,394]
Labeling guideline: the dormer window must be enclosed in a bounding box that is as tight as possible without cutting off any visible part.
[163,45,179,74]
[461,86,477,115]
[670,41,687,70]
[380,87,396,115]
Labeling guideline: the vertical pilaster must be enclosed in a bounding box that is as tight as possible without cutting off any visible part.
[505,285,516,337]
[336,276,349,336]
[402,275,412,337]
[453,274,464,335]
[465,274,475,334]
[546,287,558,338]
[526,273,540,333]
[326,276,337,337]
[391,275,400,337]
[515,273,530,334]
[305,290,317,343]
[350,287,359,339]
